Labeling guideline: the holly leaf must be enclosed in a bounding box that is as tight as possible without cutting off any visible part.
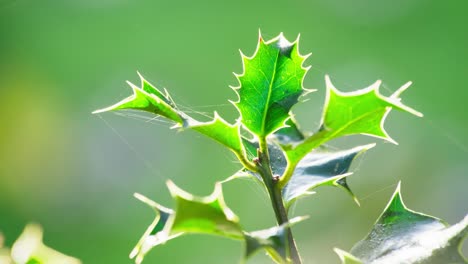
[93,73,246,158]
[232,32,312,137]
[8,224,81,264]
[130,181,244,264]
[243,216,307,264]
[282,144,375,208]
[348,183,468,264]
[167,181,243,238]
[93,73,185,124]
[286,75,422,167]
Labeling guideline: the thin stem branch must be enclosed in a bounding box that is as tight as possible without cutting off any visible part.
[234,150,258,172]
[257,137,302,264]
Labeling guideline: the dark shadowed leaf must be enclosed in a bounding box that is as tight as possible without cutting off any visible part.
[237,139,372,210]
[244,216,307,264]
[282,144,375,208]
[348,183,468,264]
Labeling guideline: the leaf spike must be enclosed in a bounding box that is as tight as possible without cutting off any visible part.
[379,181,445,223]
[134,192,158,207]
[257,28,263,42]
[166,180,196,201]
[136,70,145,84]
[133,193,173,213]
[304,52,313,60]
[238,49,247,61]
[391,81,413,98]
[91,82,142,114]
[389,81,424,118]
[294,32,301,44]
[229,84,240,91]
[289,215,310,224]
[126,80,139,90]
[362,142,377,150]
[383,181,409,214]
[228,99,239,109]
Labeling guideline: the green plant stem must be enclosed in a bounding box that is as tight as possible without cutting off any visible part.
[258,137,302,264]
[235,150,258,173]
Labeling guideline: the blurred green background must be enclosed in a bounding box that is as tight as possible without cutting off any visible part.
[0,0,466,263]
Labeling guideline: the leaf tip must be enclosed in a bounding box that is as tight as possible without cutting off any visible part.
[384,181,407,213]
[354,197,361,207]
[166,180,180,198]
[391,81,412,98]
[129,247,138,259]
[257,29,263,42]
[295,32,301,43]
[290,215,310,225]
[133,192,146,201]
[91,108,105,114]
[395,180,402,194]
[362,143,377,151]
[373,79,383,90]
[136,70,144,81]
[325,75,335,90]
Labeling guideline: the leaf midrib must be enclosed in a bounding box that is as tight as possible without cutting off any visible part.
[327,106,385,140]
[260,49,280,136]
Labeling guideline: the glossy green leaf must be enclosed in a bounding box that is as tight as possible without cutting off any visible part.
[6,224,81,264]
[244,216,307,264]
[93,73,244,157]
[167,181,243,239]
[232,32,312,137]
[130,182,243,264]
[130,181,306,264]
[282,144,375,208]
[286,75,422,165]
[348,183,468,264]
[93,74,185,124]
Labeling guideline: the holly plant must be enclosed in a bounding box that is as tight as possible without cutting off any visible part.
[94,32,467,264]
